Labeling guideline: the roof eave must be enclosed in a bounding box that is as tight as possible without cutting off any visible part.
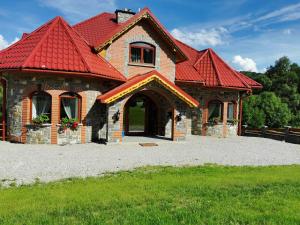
[94,10,187,63]
[0,68,126,82]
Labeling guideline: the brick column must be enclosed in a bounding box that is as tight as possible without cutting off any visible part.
[21,96,30,143]
[50,92,59,144]
[223,102,228,137]
[79,92,87,144]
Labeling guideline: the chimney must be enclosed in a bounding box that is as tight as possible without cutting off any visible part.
[115,8,136,23]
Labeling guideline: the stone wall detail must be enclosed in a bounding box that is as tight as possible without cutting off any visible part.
[26,125,51,144]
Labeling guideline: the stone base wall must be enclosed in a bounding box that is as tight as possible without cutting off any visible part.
[3,73,117,144]
[226,124,238,137]
[26,125,51,144]
[206,124,224,138]
[57,126,81,145]
[178,84,240,138]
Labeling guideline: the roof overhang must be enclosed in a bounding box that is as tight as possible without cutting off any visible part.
[98,71,199,107]
[95,9,187,63]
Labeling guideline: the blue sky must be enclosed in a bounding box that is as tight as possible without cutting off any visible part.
[1,0,300,72]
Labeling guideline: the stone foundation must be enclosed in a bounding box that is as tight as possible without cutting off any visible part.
[26,124,51,144]
[57,126,82,145]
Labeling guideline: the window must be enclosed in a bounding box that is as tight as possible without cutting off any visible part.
[208,100,223,122]
[130,42,155,65]
[60,92,81,121]
[31,91,51,122]
[227,102,235,121]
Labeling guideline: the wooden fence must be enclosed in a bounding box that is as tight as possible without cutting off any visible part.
[242,126,300,144]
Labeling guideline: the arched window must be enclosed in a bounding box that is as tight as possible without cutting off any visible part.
[129,42,155,65]
[31,91,52,122]
[227,101,236,121]
[60,92,81,121]
[208,100,223,122]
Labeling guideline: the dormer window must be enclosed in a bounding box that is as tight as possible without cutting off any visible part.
[129,42,155,65]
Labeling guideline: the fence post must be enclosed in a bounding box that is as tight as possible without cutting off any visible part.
[262,126,268,137]
[284,126,291,142]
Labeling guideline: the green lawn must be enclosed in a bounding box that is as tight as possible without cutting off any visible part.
[1,165,300,225]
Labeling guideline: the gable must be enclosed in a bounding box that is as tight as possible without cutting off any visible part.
[73,8,187,63]
[105,19,177,81]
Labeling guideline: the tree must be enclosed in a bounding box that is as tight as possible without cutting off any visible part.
[258,92,292,128]
[242,56,300,128]
[243,95,266,128]
[243,92,292,128]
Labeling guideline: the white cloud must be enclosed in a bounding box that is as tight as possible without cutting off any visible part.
[171,27,228,47]
[40,0,117,22]
[283,29,292,35]
[0,35,19,50]
[232,55,258,72]
[254,3,300,22]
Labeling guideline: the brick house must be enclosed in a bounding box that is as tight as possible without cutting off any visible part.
[0,8,261,144]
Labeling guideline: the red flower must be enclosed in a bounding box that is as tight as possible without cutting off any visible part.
[71,122,79,130]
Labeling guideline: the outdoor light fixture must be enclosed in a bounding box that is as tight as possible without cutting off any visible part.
[176,112,182,122]
[167,111,172,119]
[112,109,120,123]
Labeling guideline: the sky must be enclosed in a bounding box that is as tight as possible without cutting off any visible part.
[0,0,300,72]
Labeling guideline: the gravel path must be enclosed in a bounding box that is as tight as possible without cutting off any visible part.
[0,136,299,186]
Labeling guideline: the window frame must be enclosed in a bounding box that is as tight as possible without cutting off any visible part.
[207,100,224,122]
[129,42,156,65]
[59,92,82,122]
[227,101,237,122]
[30,91,52,123]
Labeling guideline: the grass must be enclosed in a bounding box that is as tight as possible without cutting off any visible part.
[0,165,300,225]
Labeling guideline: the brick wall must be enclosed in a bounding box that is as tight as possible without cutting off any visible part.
[105,20,176,81]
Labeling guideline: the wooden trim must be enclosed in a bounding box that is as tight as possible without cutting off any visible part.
[59,92,82,122]
[207,100,224,122]
[129,42,155,65]
[29,91,52,123]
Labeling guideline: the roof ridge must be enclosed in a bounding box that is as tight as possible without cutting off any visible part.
[208,49,224,86]
[60,18,93,72]
[0,17,57,56]
[210,49,251,89]
[175,39,200,53]
[73,12,114,28]
[22,17,61,68]
[193,49,209,69]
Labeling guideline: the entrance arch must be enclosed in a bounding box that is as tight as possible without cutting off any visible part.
[124,92,159,136]
[123,90,175,139]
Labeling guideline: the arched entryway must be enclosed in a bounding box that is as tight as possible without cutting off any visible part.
[0,78,6,141]
[123,90,174,139]
[124,93,159,136]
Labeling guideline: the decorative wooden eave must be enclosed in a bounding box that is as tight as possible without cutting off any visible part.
[98,70,199,107]
[94,9,187,63]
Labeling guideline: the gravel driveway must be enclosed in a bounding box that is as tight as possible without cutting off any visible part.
[0,136,299,186]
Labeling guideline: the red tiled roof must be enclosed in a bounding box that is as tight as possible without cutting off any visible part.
[176,39,261,90]
[73,12,118,48]
[98,70,199,107]
[73,8,187,62]
[0,16,126,81]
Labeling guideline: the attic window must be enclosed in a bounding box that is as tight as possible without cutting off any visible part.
[129,42,155,65]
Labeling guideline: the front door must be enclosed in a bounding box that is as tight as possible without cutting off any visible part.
[124,94,158,136]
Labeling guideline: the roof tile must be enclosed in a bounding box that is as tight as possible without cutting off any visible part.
[0,16,126,81]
